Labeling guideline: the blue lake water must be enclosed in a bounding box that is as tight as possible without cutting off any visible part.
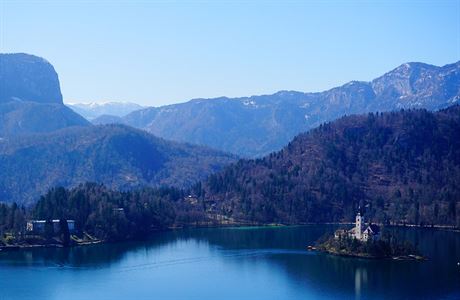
[0,225,459,300]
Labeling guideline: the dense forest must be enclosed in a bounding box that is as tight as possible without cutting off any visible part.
[196,105,460,227]
[0,183,208,243]
[33,183,179,241]
[1,107,459,246]
[0,202,27,239]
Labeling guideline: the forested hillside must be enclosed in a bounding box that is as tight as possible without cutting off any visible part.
[196,106,460,227]
[3,107,459,229]
[0,100,89,135]
[0,124,236,204]
[2,107,459,244]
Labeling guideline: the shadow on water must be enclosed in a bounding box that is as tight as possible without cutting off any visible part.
[0,225,332,268]
[0,231,180,269]
[0,225,459,299]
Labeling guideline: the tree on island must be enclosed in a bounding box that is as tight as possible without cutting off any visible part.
[316,229,422,259]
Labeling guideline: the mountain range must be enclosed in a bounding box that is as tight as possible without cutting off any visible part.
[93,61,460,157]
[67,102,144,120]
[1,52,459,211]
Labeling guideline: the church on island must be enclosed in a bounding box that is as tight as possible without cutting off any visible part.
[335,210,380,242]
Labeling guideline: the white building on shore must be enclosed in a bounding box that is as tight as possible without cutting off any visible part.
[335,211,380,242]
[26,219,75,234]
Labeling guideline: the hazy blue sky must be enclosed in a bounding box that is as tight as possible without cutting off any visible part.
[1,0,459,106]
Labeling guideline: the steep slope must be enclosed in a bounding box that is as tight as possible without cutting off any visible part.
[0,53,63,104]
[195,105,460,227]
[0,124,237,204]
[0,53,90,136]
[0,100,89,136]
[371,62,460,109]
[107,61,460,157]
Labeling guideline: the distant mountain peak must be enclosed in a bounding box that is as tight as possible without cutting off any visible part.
[67,101,145,119]
[109,60,460,157]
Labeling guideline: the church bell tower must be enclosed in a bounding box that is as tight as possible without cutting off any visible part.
[356,210,364,240]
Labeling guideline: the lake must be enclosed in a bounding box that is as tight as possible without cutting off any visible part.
[0,225,459,300]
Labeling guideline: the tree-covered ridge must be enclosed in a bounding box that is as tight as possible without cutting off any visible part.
[0,124,237,204]
[196,105,460,227]
[0,100,90,136]
[1,106,459,247]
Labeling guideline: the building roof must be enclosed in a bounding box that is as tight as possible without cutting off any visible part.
[363,224,380,235]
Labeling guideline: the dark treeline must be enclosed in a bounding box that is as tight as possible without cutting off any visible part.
[0,203,26,238]
[0,183,208,243]
[33,183,180,241]
[195,106,460,227]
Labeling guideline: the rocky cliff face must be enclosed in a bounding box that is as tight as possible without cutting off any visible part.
[0,53,63,104]
[0,53,89,136]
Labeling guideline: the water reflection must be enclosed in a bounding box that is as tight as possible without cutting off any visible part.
[354,267,367,300]
[0,226,458,300]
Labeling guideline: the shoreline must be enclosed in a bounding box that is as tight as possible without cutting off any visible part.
[1,222,458,252]
[182,221,460,233]
[0,238,103,252]
[311,247,427,261]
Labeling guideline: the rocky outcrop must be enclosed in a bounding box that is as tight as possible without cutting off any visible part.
[0,53,90,136]
[0,53,63,104]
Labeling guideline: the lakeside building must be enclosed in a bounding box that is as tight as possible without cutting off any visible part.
[26,219,75,234]
[334,211,380,242]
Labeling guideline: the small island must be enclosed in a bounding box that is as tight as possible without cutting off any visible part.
[312,210,425,260]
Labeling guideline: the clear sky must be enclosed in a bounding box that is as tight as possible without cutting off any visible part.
[0,0,459,106]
